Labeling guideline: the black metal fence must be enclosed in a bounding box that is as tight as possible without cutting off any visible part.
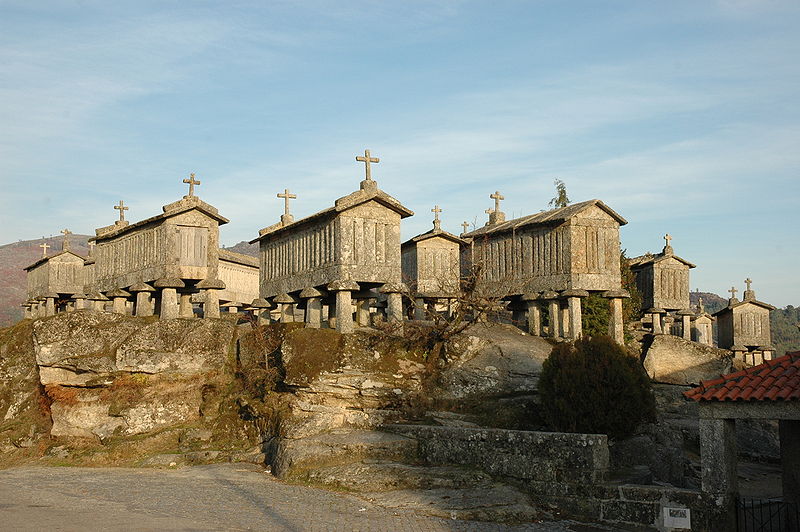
[738,497,800,532]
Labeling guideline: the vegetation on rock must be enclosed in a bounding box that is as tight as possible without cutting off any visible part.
[539,336,656,440]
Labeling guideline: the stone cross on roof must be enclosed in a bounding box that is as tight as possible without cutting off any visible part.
[728,286,738,301]
[461,221,469,234]
[183,173,201,198]
[490,191,504,212]
[663,233,674,254]
[356,149,379,188]
[114,200,129,222]
[431,205,442,231]
[743,277,755,300]
[277,188,297,225]
[39,242,50,258]
[745,278,752,291]
[88,241,95,256]
[61,228,72,250]
[664,233,672,246]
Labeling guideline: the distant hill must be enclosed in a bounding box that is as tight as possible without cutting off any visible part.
[689,291,727,315]
[223,240,259,257]
[0,236,91,326]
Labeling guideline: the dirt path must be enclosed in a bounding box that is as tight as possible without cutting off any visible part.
[0,463,610,531]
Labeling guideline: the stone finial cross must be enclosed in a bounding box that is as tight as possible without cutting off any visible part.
[183,173,201,197]
[745,278,752,291]
[114,200,129,222]
[728,286,738,299]
[664,233,672,247]
[61,228,72,250]
[88,241,95,255]
[461,221,469,234]
[490,191,504,212]
[698,297,704,313]
[277,189,297,216]
[355,149,380,182]
[39,242,50,257]
[431,205,442,230]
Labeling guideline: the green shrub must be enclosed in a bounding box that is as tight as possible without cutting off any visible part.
[538,336,656,440]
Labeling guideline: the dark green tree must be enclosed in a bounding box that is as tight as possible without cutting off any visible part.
[548,179,570,209]
[538,336,656,440]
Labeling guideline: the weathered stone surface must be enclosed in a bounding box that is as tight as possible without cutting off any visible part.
[643,334,732,385]
[306,462,490,492]
[441,323,551,399]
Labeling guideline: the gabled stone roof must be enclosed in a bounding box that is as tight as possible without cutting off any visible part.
[90,196,229,243]
[401,228,465,249]
[684,352,800,402]
[629,251,696,269]
[23,250,86,271]
[462,199,627,238]
[251,186,413,243]
[712,298,777,316]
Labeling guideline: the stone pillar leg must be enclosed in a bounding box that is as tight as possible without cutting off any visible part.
[568,297,582,339]
[527,302,541,336]
[355,298,371,326]
[651,312,662,334]
[414,297,425,320]
[305,298,322,328]
[135,292,153,317]
[335,290,353,333]
[548,300,561,338]
[700,417,737,530]
[327,299,337,329]
[24,306,32,319]
[228,305,239,314]
[179,293,193,318]
[204,290,220,319]
[780,420,800,519]
[160,288,179,319]
[279,304,294,323]
[65,301,74,313]
[45,297,56,317]
[609,298,624,344]
[112,297,126,314]
[387,293,403,324]
[561,305,570,339]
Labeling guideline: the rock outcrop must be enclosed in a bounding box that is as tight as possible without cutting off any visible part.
[642,333,732,386]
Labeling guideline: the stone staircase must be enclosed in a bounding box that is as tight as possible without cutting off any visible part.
[270,427,541,522]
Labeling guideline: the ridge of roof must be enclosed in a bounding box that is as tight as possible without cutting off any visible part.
[462,199,627,238]
[712,298,777,315]
[23,249,87,271]
[629,251,696,269]
[402,228,466,247]
[218,248,259,268]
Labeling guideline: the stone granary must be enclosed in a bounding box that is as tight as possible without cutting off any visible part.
[629,234,696,336]
[86,174,231,319]
[215,249,260,312]
[714,279,776,365]
[461,195,629,343]
[250,150,413,333]
[22,232,86,318]
[401,205,465,319]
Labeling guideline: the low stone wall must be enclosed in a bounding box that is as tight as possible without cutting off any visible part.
[384,424,724,531]
[385,424,608,483]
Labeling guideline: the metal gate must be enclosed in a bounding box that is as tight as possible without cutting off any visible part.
[738,497,799,532]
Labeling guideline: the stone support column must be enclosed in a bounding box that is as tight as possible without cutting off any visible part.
[90,293,109,312]
[699,415,737,530]
[561,304,570,339]
[648,308,665,334]
[413,297,426,320]
[107,288,131,315]
[73,295,87,311]
[328,280,359,334]
[602,289,629,345]
[380,283,407,329]
[44,294,57,317]
[22,304,32,319]
[274,293,296,323]
[179,293,193,318]
[355,298,371,327]
[521,293,541,336]
[130,283,156,317]
[326,298,336,329]
[677,309,693,340]
[154,278,184,320]
[227,304,239,314]
[541,291,560,338]
[300,288,324,328]
[250,298,272,325]
[561,289,589,340]
[196,279,225,319]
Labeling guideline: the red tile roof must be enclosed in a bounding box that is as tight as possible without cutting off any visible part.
[684,351,800,402]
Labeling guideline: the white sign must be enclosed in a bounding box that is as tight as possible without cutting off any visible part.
[663,507,691,529]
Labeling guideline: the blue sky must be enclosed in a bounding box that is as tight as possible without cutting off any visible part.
[1,1,798,306]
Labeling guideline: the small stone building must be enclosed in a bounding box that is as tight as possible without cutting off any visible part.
[713,281,775,363]
[216,249,260,310]
[461,197,628,342]
[87,177,230,319]
[23,249,87,317]
[250,151,413,333]
[401,206,464,318]
[629,235,695,312]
